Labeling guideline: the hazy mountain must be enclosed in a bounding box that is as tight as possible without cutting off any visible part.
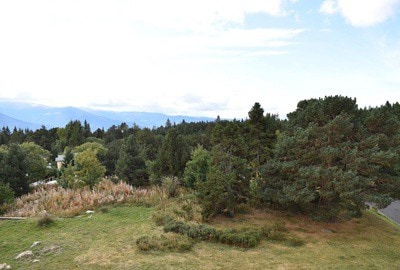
[0,101,214,130]
[0,112,41,130]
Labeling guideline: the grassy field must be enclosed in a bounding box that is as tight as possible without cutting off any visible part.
[1,204,400,269]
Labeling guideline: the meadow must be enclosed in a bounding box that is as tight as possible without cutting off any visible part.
[1,197,400,269]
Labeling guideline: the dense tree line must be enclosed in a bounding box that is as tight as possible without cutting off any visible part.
[0,96,399,221]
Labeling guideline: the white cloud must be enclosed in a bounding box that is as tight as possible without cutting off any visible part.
[319,0,338,15]
[320,0,400,27]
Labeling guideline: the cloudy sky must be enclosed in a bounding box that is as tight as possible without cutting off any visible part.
[0,0,399,119]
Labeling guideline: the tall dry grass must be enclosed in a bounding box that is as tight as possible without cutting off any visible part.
[5,180,167,217]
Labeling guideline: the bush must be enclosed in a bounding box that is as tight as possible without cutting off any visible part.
[261,221,288,241]
[217,229,262,248]
[0,182,14,205]
[136,233,194,252]
[152,211,175,226]
[38,214,55,228]
[163,220,190,234]
[163,219,261,248]
[285,236,305,247]
[186,224,218,241]
[161,176,181,198]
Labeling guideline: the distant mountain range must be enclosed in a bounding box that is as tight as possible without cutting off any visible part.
[0,101,215,130]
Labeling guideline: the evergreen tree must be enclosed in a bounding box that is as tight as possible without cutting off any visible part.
[20,142,51,183]
[199,121,251,219]
[259,96,400,220]
[153,128,190,178]
[116,135,148,186]
[0,144,29,196]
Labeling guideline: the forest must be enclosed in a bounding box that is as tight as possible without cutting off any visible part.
[0,95,399,221]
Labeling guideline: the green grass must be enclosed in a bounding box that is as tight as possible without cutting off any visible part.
[1,205,400,269]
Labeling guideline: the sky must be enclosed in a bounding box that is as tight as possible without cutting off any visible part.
[0,0,399,119]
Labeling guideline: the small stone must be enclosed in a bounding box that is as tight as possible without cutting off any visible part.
[0,263,12,270]
[30,241,41,248]
[321,228,333,234]
[85,210,94,214]
[40,244,62,254]
[32,259,40,263]
[15,250,34,260]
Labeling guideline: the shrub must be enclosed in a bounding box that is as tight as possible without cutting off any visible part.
[0,182,14,205]
[163,220,190,234]
[285,236,305,247]
[161,176,180,198]
[163,219,261,248]
[261,221,288,241]
[217,229,262,248]
[152,211,175,226]
[136,233,194,252]
[186,224,218,241]
[38,213,55,228]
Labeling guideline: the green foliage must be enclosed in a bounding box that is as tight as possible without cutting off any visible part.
[153,128,190,178]
[183,145,211,189]
[116,135,148,187]
[199,122,251,219]
[73,142,107,160]
[0,143,29,196]
[0,182,14,206]
[75,149,106,188]
[162,219,262,248]
[20,142,50,183]
[217,228,262,248]
[161,176,180,198]
[104,139,123,175]
[259,96,400,220]
[59,163,84,189]
[136,233,194,252]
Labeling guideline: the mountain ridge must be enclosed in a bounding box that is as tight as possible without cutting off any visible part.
[0,101,214,130]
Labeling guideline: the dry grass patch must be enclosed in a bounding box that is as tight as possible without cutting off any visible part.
[5,180,167,217]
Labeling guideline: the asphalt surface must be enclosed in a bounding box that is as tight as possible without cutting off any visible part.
[379,200,400,225]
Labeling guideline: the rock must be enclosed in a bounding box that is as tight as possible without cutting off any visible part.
[321,228,333,234]
[0,263,12,270]
[30,241,41,248]
[15,250,34,260]
[40,244,62,255]
[32,259,40,263]
[85,210,94,214]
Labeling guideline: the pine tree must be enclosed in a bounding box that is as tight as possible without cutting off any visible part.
[153,128,190,177]
[0,144,29,196]
[116,135,148,186]
[199,121,251,219]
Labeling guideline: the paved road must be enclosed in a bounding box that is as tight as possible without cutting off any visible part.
[379,200,400,226]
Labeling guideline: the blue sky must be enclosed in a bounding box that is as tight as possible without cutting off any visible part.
[0,0,399,119]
